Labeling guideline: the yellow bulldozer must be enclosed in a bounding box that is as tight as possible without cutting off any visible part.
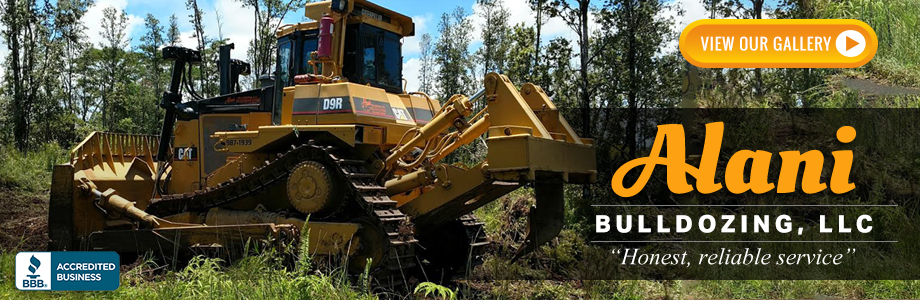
[48,0,595,287]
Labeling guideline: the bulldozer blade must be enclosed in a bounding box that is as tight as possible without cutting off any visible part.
[511,181,564,262]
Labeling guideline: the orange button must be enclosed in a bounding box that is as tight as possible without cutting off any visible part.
[679,19,877,68]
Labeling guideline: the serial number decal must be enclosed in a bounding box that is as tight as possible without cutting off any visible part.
[225,139,253,146]
[226,96,260,104]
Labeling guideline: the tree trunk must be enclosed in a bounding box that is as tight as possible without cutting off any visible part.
[578,0,590,138]
[577,0,591,200]
[7,0,28,151]
[533,0,543,85]
[626,0,637,158]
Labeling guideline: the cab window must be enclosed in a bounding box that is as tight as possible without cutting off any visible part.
[299,32,319,74]
[380,33,401,88]
[273,39,293,124]
[363,35,377,82]
[277,40,293,87]
[343,24,403,93]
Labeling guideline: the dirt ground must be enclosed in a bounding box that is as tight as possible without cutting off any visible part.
[0,189,49,252]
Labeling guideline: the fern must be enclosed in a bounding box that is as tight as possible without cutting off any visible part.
[414,282,457,300]
[296,216,312,275]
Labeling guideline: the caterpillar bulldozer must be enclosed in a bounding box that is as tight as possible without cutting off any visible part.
[48,0,595,288]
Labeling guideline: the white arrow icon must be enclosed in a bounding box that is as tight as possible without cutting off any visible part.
[836,30,866,57]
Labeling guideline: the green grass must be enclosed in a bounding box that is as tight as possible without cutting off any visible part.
[0,143,67,193]
[688,280,920,299]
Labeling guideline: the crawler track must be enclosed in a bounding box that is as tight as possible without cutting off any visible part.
[146,142,417,290]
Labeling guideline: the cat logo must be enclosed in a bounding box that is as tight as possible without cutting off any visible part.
[323,97,344,110]
[176,147,198,161]
[392,108,410,121]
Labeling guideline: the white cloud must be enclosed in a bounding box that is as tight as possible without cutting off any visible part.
[176,0,254,60]
[403,57,421,92]
[81,0,144,49]
[402,14,432,56]
[212,0,257,60]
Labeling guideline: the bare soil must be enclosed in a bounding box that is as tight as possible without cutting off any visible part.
[0,189,49,252]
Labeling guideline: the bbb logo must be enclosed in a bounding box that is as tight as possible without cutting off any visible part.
[16,252,51,290]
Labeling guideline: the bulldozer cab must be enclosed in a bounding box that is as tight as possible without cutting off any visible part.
[273,15,407,92]
[272,0,412,105]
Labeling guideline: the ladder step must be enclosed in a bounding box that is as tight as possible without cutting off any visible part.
[470,241,491,247]
[354,184,386,191]
[375,210,405,218]
[337,158,366,165]
[463,221,485,227]
[389,239,418,246]
[346,172,375,179]
[364,196,397,205]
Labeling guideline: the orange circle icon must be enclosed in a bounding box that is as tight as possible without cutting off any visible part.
[837,126,856,143]
[679,19,877,68]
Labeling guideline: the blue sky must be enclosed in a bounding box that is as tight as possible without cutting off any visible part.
[0,0,770,90]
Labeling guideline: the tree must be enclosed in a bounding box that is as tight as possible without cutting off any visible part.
[141,14,165,95]
[1,0,75,149]
[599,0,677,156]
[433,7,474,100]
[418,33,435,93]
[544,37,576,104]
[504,24,536,85]
[186,0,206,53]
[529,0,550,86]
[186,0,214,96]
[45,0,92,145]
[55,0,91,126]
[474,0,511,78]
[140,14,166,134]
[98,6,129,130]
[2,0,32,150]
[748,0,765,101]
[699,0,744,105]
[167,14,181,46]
[548,0,594,200]
[702,0,744,19]
[547,0,593,138]
[772,0,823,107]
[240,0,307,88]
